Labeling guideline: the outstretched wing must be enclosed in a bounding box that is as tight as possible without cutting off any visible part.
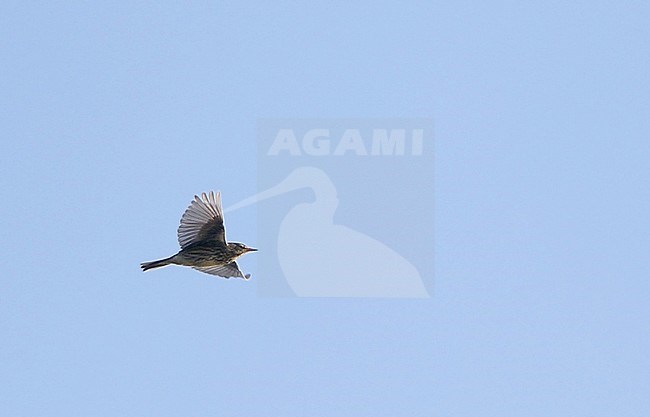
[193,262,250,279]
[177,191,226,249]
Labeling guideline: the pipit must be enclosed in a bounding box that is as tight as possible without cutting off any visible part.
[141,191,256,279]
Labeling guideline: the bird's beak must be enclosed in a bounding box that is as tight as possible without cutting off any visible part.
[245,247,258,252]
[225,169,312,213]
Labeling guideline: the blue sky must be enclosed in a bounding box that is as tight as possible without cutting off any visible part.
[1,1,649,416]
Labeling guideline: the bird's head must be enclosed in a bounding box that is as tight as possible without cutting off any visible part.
[227,242,258,257]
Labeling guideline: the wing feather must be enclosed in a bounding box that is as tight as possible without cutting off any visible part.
[177,191,226,249]
[193,262,249,279]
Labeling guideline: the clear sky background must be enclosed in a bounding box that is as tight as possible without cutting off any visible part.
[1,1,649,416]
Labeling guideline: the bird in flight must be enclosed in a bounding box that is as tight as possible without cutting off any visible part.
[141,191,256,279]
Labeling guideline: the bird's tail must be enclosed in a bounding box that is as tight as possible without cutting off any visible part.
[140,256,175,272]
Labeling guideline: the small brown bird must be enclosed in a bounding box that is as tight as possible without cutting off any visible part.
[141,191,256,279]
